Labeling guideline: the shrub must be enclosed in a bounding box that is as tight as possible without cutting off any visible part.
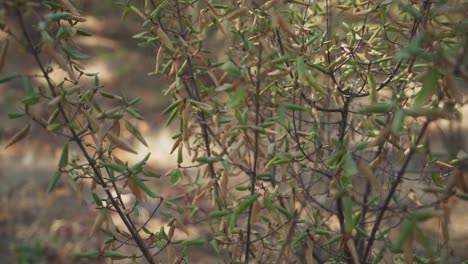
[2,0,467,263]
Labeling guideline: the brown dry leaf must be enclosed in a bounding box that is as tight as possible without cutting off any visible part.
[403,229,414,264]
[353,8,373,16]
[191,100,213,112]
[128,176,146,202]
[305,239,314,264]
[444,72,464,104]
[0,39,9,71]
[156,27,174,51]
[43,41,76,82]
[89,212,104,237]
[204,0,219,18]
[346,239,360,264]
[111,120,121,137]
[175,217,190,237]
[60,0,80,16]
[357,160,385,194]
[168,224,175,240]
[170,136,182,155]
[125,121,148,147]
[107,131,138,154]
[224,7,249,20]
[4,123,32,149]
[456,169,468,193]
[155,45,163,73]
[270,10,296,37]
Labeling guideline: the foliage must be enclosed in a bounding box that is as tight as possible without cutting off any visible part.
[1,0,467,263]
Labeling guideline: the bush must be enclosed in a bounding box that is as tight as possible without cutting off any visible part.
[1,0,467,263]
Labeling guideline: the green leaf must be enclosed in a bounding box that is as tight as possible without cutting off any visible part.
[391,109,406,134]
[183,239,206,246]
[210,240,221,257]
[22,76,34,95]
[368,73,377,103]
[8,112,25,119]
[169,168,182,186]
[62,46,90,60]
[46,13,70,21]
[74,251,100,259]
[398,2,422,18]
[208,210,231,218]
[343,195,353,233]
[360,103,393,113]
[227,87,244,109]
[125,107,143,120]
[391,220,415,253]
[414,69,438,107]
[103,251,129,259]
[47,171,62,192]
[409,211,434,222]
[131,175,160,198]
[162,99,182,115]
[76,29,93,36]
[233,194,259,215]
[221,61,242,79]
[343,152,358,177]
[58,143,69,169]
[283,102,307,112]
[92,192,103,207]
[0,73,20,84]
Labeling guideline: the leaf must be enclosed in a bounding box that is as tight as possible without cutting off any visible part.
[0,73,20,84]
[233,194,259,215]
[391,220,415,253]
[58,143,69,169]
[169,168,182,186]
[8,112,25,119]
[4,123,31,149]
[221,61,242,79]
[398,2,422,18]
[391,109,406,134]
[74,251,100,259]
[227,87,244,109]
[208,210,230,218]
[162,99,182,115]
[47,171,62,192]
[131,175,160,198]
[368,73,377,103]
[283,102,307,112]
[210,240,221,257]
[357,160,385,194]
[343,195,354,233]
[125,107,144,120]
[124,121,148,147]
[360,103,393,113]
[343,152,358,177]
[183,239,206,246]
[62,46,90,60]
[103,251,129,260]
[414,68,438,107]
[156,27,174,50]
[0,39,9,71]
[106,132,138,154]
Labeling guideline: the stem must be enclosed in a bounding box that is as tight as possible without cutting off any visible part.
[15,9,155,263]
[245,44,263,263]
[173,0,222,208]
[361,121,430,263]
